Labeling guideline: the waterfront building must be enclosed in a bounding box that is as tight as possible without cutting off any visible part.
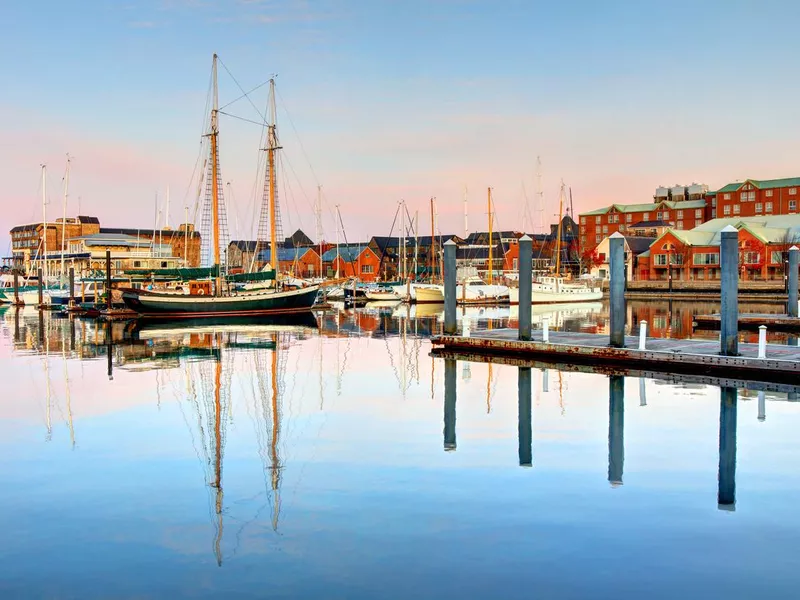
[711,177,800,220]
[30,232,180,278]
[257,247,322,279]
[321,245,381,281]
[632,214,800,281]
[10,215,201,273]
[589,235,656,280]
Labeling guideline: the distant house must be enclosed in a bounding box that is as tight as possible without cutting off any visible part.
[369,235,461,280]
[321,245,381,281]
[258,246,321,278]
[591,235,656,280]
[227,240,258,272]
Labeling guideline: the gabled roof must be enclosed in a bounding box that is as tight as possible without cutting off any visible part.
[77,215,100,224]
[321,245,373,262]
[716,177,800,194]
[625,236,658,255]
[283,229,314,248]
[581,199,706,217]
[229,240,258,252]
[258,247,316,263]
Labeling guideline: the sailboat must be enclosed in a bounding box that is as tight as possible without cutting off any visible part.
[508,182,602,304]
[121,55,319,318]
[409,198,445,303]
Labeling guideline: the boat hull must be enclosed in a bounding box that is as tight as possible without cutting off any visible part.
[121,285,320,318]
[508,287,603,304]
[413,285,444,303]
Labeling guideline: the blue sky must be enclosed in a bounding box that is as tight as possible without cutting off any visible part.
[3,0,800,248]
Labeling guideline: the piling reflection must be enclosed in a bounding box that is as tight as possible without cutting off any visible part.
[443,358,457,451]
[518,367,532,467]
[608,375,625,487]
[718,387,738,510]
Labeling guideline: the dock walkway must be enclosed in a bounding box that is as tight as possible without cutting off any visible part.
[431,329,800,383]
[694,313,800,331]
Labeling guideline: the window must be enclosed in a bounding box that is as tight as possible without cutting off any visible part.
[642,212,650,221]
[677,221,684,229]
[656,212,662,220]
[740,190,755,201]
[695,209,703,219]
[133,261,141,268]
[790,200,797,211]
[663,210,670,219]
[771,251,783,264]
[654,254,668,266]
[596,216,601,223]
[595,225,600,233]
[512,258,518,270]
[619,225,626,232]
[724,193,731,200]
[766,202,773,213]
[733,205,741,214]
[161,261,168,268]
[755,203,763,213]
[791,188,797,195]
[602,225,608,233]
[723,205,731,215]
[693,253,719,265]
[595,235,601,243]
[609,214,618,224]
[598,253,607,262]
[677,210,683,219]
[626,214,633,222]
[742,251,760,265]
[581,217,586,224]
[766,189,773,197]
[712,198,717,207]
[361,264,374,274]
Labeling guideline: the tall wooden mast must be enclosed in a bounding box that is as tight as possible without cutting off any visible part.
[270,333,282,531]
[429,197,435,281]
[555,181,565,276]
[487,187,493,284]
[268,79,280,276]
[212,333,223,565]
[210,54,221,292]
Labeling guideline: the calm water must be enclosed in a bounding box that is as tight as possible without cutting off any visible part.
[1,302,800,599]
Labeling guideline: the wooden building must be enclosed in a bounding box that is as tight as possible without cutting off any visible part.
[321,245,381,281]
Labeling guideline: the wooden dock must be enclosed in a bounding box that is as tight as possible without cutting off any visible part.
[431,329,800,384]
[694,313,800,331]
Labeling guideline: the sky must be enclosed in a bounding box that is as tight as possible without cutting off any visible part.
[3,0,800,252]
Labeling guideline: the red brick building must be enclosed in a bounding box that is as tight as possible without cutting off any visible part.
[321,245,382,282]
[712,178,800,220]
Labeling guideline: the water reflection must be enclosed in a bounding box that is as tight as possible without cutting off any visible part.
[3,303,800,597]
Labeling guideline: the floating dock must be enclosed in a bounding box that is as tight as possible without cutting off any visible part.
[694,313,800,331]
[431,329,800,383]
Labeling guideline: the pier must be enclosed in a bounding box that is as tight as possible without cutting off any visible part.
[433,228,800,384]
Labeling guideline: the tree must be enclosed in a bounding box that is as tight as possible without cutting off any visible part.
[580,248,602,273]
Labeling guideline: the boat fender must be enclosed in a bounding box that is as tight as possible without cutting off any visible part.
[197,289,205,296]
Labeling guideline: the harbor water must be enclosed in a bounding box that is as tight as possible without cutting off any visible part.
[1,300,799,599]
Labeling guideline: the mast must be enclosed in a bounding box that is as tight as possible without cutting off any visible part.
[536,156,544,234]
[335,204,341,278]
[210,54,221,293]
[184,206,189,265]
[429,197,435,281]
[400,200,406,280]
[267,78,280,277]
[555,181,565,276]
[316,185,323,279]
[414,210,419,279]
[464,184,468,238]
[487,187,493,284]
[60,155,70,281]
[41,164,47,283]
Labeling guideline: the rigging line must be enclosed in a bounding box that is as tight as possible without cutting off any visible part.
[216,56,268,124]
[279,146,316,215]
[218,111,267,128]
[275,86,320,185]
[218,78,274,111]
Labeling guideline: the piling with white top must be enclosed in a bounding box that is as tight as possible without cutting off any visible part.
[444,240,457,335]
[518,367,532,467]
[638,320,647,350]
[758,325,767,359]
[609,232,626,348]
[789,246,799,318]
[542,316,550,343]
[69,267,75,307]
[718,386,737,509]
[518,235,532,341]
[720,226,739,356]
[37,269,43,307]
